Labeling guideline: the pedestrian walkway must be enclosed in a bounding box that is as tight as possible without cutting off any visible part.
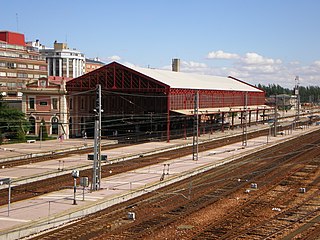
[0,137,116,162]
[0,122,318,240]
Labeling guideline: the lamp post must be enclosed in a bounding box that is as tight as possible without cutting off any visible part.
[0,178,11,216]
[71,170,79,205]
[40,122,43,148]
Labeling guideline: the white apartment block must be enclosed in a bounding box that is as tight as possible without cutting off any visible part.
[37,41,85,78]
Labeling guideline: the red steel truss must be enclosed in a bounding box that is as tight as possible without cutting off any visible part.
[169,89,265,110]
[66,62,266,142]
[67,62,169,93]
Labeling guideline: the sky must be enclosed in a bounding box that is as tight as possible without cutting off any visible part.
[1,0,320,88]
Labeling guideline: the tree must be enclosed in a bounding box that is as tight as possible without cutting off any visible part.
[0,105,30,143]
[256,83,320,103]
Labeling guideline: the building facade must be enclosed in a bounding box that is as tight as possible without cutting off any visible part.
[85,58,105,73]
[39,41,85,78]
[21,77,69,138]
[0,31,47,105]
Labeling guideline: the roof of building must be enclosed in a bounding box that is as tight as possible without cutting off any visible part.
[126,64,262,92]
[67,61,264,94]
[0,31,26,46]
[85,58,105,65]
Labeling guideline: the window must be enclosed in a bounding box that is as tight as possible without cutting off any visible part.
[29,117,36,134]
[17,73,28,78]
[0,72,6,77]
[51,117,59,135]
[29,97,35,109]
[39,80,46,87]
[7,72,17,77]
[52,98,58,110]
[18,64,27,68]
[40,101,47,106]
[27,64,33,69]
[7,62,17,69]
[69,117,73,135]
[7,82,16,88]
[69,98,73,110]
[81,97,84,109]
[40,66,47,71]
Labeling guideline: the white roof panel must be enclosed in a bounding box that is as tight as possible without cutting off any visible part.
[127,65,262,92]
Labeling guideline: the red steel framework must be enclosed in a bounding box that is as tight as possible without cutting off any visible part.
[67,62,266,141]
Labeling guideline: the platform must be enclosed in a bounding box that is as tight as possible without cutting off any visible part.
[0,123,318,240]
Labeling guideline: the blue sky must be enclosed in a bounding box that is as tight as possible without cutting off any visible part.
[1,0,320,87]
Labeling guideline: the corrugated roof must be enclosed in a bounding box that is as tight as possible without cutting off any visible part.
[126,64,262,92]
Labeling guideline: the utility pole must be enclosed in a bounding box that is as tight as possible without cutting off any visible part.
[92,84,102,191]
[192,91,199,161]
[242,92,248,146]
[295,76,300,121]
[274,95,278,137]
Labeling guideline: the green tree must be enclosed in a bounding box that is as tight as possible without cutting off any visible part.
[0,103,30,143]
[256,83,320,104]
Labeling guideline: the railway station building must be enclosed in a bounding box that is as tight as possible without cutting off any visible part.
[21,76,69,138]
[66,61,269,141]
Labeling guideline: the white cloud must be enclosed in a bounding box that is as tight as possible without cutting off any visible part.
[289,61,300,65]
[313,60,320,67]
[160,52,320,88]
[108,55,121,61]
[240,52,282,65]
[180,61,208,74]
[182,61,207,68]
[207,50,239,60]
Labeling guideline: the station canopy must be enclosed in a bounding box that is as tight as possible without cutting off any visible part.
[67,61,263,93]
[126,64,262,92]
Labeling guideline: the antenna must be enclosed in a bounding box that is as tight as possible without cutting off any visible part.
[16,13,19,32]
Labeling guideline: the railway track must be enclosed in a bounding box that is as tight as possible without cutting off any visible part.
[0,143,126,169]
[0,127,269,206]
[27,127,320,240]
[191,149,320,239]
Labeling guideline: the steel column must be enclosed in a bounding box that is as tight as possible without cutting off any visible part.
[167,91,171,142]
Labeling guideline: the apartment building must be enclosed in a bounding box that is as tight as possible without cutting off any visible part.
[0,31,47,105]
[85,57,105,73]
[38,41,85,78]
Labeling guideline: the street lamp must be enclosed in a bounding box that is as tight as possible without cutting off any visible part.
[0,178,11,216]
[71,170,79,205]
[40,122,43,148]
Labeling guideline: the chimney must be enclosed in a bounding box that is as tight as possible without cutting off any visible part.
[172,58,180,72]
